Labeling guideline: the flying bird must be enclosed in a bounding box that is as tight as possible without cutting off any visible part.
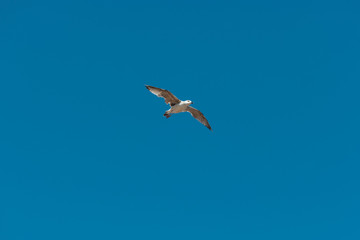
[145,85,212,131]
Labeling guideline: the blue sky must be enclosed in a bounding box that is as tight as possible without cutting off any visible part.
[1,1,359,239]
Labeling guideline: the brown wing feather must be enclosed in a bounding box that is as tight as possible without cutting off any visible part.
[145,85,181,106]
[187,106,212,131]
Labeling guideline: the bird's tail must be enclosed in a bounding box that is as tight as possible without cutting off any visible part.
[164,111,171,119]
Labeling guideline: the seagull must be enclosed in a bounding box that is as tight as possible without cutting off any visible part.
[145,85,212,131]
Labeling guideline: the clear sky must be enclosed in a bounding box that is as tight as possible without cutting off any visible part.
[1,1,359,239]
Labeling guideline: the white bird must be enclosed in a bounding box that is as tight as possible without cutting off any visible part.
[145,85,212,131]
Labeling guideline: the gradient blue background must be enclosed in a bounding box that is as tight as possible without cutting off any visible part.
[1,1,359,239]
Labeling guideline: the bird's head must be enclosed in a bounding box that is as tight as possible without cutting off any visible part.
[185,100,193,105]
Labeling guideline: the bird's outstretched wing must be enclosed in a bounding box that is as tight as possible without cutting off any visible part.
[187,106,212,131]
[145,85,181,106]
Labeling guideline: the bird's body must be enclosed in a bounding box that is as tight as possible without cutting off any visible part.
[167,100,192,114]
[145,85,212,131]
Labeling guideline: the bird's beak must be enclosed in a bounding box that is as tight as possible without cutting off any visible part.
[191,101,194,104]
